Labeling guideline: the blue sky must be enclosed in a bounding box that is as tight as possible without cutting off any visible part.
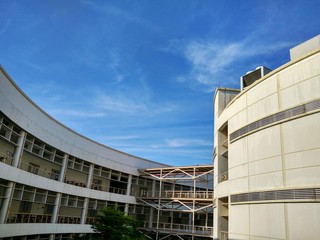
[0,0,319,166]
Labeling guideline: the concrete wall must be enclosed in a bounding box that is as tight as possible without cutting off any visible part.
[214,47,320,239]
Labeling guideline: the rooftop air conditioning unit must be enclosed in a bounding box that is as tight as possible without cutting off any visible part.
[240,66,272,91]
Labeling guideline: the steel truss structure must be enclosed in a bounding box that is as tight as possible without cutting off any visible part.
[137,165,214,240]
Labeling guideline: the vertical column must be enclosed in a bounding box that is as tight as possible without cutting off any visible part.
[170,211,173,230]
[58,154,68,182]
[51,193,61,223]
[12,130,26,167]
[192,168,196,234]
[81,164,93,224]
[149,207,154,228]
[156,170,162,240]
[0,181,14,223]
[152,179,156,197]
[81,198,89,224]
[86,164,94,189]
[124,203,129,216]
[150,179,156,228]
[126,174,132,196]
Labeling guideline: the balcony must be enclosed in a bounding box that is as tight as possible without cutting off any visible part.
[0,150,13,166]
[141,221,214,236]
[19,161,60,181]
[138,190,214,200]
[7,213,52,223]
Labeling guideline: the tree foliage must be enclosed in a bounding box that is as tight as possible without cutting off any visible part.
[90,206,148,240]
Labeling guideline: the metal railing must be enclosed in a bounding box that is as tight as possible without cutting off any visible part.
[0,150,13,165]
[138,190,214,199]
[7,213,52,223]
[64,175,87,188]
[20,161,60,181]
[85,217,97,224]
[90,184,126,195]
[142,221,213,235]
[58,215,81,224]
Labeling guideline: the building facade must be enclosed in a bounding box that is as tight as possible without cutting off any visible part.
[1,35,320,240]
[213,35,320,239]
[0,66,214,240]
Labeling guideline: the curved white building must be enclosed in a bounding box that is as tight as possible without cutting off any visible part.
[213,35,320,239]
[0,63,214,239]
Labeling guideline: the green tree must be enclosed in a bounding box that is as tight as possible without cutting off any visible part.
[91,206,148,240]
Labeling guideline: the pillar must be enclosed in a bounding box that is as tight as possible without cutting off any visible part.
[86,164,94,188]
[51,193,61,223]
[58,153,68,182]
[81,198,89,224]
[12,130,25,167]
[0,182,14,223]
[126,174,132,196]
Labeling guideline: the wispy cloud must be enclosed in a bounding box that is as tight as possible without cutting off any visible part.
[48,109,106,118]
[0,18,12,36]
[82,0,157,31]
[165,138,211,148]
[150,138,212,149]
[94,82,177,115]
[177,38,293,92]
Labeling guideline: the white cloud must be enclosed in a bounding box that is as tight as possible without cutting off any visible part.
[82,0,157,31]
[94,87,177,115]
[151,138,212,149]
[0,18,12,36]
[179,38,293,92]
[48,109,106,118]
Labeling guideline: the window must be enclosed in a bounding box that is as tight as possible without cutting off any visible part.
[139,187,148,197]
[44,204,54,214]
[19,201,31,213]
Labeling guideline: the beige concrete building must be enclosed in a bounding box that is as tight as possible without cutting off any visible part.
[213,35,320,240]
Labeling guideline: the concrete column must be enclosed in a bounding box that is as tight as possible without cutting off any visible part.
[81,198,89,224]
[86,164,94,189]
[51,193,61,223]
[0,181,14,223]
[12,130,25,167]
[126,174,132,196]
[124,203,129,216]
[149,207,154,228]
[58,153,68,182]
[152,179,156,197]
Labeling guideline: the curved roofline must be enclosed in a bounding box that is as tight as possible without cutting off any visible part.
[0,65,169,167]
[226,48,320,108]
[225,47,320,109]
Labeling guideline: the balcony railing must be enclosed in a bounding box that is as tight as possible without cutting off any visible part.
[142,221,214,236]
[58,215,81,224]
[90,184,126,195]
[0,150,13,166]
[20,161,60,181]
[138,190,214,199]
[64,175,87,188]
[7,213,52,223]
